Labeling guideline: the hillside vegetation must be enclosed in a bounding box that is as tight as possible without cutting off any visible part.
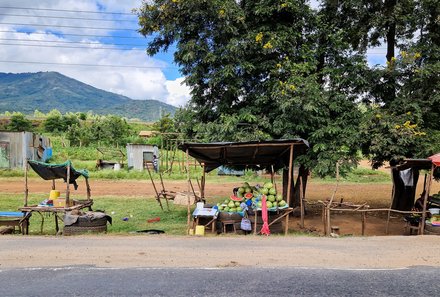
[0,72,176,121]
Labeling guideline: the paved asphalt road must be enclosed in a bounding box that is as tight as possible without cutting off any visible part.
[0,266,438,297]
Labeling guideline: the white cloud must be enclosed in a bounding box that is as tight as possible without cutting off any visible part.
[0,1,191,107]
[165,78,192,107]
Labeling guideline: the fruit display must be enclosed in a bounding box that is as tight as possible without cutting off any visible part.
[217,181,288,213]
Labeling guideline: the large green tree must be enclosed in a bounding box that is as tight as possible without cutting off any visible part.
[7,113,33,132]
[137,0,369,176]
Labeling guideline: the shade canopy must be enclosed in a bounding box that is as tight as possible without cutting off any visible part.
[178,139,309,172]
[28,160,89,190]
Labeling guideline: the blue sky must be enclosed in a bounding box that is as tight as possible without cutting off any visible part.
[0,1,387,108]
[0,0,190,107]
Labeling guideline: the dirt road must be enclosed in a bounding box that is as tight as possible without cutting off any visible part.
[1,235,440,269]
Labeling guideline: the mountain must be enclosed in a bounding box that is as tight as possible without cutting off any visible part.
[0,72,177,121]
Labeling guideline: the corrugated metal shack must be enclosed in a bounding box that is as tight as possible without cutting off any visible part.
[0,131,51,169]
[126,144,159,171]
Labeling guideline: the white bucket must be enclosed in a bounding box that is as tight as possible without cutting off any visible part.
[114,163,121,171]
[429,208,440,215]
[196,202,204,209]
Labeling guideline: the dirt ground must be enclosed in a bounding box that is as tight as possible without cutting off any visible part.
[2,176,440,269]
[2,176,439,237]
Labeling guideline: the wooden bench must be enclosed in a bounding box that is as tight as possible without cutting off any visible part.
[0,212,31,235]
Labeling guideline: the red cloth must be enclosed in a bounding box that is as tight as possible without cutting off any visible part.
[428,153,440,167]
[260,195,270,236]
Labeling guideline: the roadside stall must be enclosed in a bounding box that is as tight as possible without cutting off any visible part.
[19,160,94,234]
[388,154,440,235]
[178,139,309,235]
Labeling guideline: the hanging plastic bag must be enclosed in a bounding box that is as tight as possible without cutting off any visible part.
[241,217,252,231]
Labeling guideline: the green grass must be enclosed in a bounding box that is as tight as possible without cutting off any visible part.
[0,193,189,235]
[315,167,390,184]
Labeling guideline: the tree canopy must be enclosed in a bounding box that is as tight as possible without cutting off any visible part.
[137,0,440,175]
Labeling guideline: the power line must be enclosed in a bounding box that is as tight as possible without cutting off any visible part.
[0,60,177,69]
[0,12,138,23]
[0,37,148,47]
[0,30,144,39]
[0,6,135,16]
[0,42,145,51]
[0,22,138,31]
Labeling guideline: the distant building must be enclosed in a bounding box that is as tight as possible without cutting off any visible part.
[138,131,157,138]
[0,131,52,169]
[126,144,159,171]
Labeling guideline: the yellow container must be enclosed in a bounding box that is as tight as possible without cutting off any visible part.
[49,190,60,199]
[195,225,205,236]
[188,228,194,235]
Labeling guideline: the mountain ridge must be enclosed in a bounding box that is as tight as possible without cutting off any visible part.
[0,71,177,121]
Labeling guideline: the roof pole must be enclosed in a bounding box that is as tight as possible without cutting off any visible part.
[286,144,294,206]
[285,144,294,235]
[420,163,434,234]
[24,159,29,207]
[201,163,206,201]
[66,163,70,208]
[186,148,191,233]
[85,178,91,201]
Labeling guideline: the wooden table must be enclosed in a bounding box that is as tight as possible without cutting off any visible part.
[192,208,218,233]
[0,211,32,234]
[19,200,93,235]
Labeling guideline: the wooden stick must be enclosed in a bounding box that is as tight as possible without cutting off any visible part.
[420,164,434,234]
[271,165,278,195]
[361,212,366,236]
[186,148,191,234]
[254,211,257,235]
[52,180,56,190]
[146,163,163,210]
[386,166,396,234]
[85,178,91,200]
[201,164,206,201]
[299,178,304,228]
[24,159,29,207]
[286,144,294,233]
[66,164,70,208]
[269,208,294,226]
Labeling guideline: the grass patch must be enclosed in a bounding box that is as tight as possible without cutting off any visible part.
[314,167,390,184]
[0,194,189,235]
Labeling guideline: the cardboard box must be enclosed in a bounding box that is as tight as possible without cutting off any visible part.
[53,198,72,208]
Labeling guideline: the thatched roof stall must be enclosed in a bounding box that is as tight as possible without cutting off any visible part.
[178,139,310,232]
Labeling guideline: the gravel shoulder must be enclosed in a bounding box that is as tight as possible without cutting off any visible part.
[1,235,440,269]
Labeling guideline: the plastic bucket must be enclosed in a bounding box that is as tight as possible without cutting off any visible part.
[114,163,121,171]
[49,190,60,199]
[429,208,440,215]
[195,225,205,236]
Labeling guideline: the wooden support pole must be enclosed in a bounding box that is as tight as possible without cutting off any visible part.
[24,159,29,207]
[85,178,91,200]
[361,212,366,236]
[66,164,71,207]
[52,180,56,190]
[254,211,258,235]
[286,144,294,234]
[201,164,206,200]
[299,178,304,228]
[186,148,191,234]
[420,164,434,234]
[146,162,163,211]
